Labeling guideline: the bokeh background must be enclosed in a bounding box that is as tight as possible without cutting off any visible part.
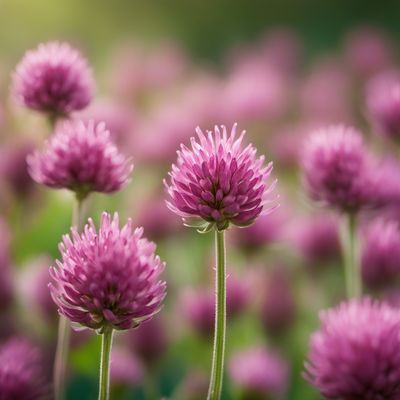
[1,1,400,399]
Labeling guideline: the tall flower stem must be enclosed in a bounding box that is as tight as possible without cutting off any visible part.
[341,213,361,298]
[54,196,84,400]
[207,229,226,400]
[98,327,114,400]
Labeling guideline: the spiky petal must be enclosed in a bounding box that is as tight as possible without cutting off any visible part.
[165,124,277,231]
[302,125,374,213]
[27,119,133,198]
[12,41,94,116]
[305,298,400,400]
[50,212,166,332]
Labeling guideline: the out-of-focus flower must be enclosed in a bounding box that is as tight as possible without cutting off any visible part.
[289,214,341,267]
[127,316,168,366]
[222,64,288,125]
[74,99,136,145]
[259,28,303,75]
[108,43,187,101]
[182,278,249,337]
[302,125,374,213]
[372,156,400,207]
[50,212,166,332]
[344,27,394,78]
[20,256,56,323]
[27,120,133,199]
[299,58,351,123]
[174,371,209,400]
[0,338,49,399]
[261,268,296,335]
[366,71,400,140]
[229,347,289,399]
[181,289,215,337]
[0,219,12,310]
[133,102,200,165]
[226,276,249,318]
[165,124,277,231]
[12,41,94,117]
[361,219,400,289]
[135,195,182,240]
[305,298,400,400]
[268,122,321,170]
[231,201,288,252]
[110,346,143,387]
[0,140,34,198]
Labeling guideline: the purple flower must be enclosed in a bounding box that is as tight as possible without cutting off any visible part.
[27,120,133,199]
[73,98,136,145]
[344,27,394,78]
[290,214,341,267]
[127,316,168,366]
[361,219,400,289]
[50,212,166,332]
[20,256,57,323]
[135,196,182,240]
[0,219,12,310]
[230,202,287,252]
[165,124,277,231]
[0,140,34,198]
[299,58,351,123]
[182,279,249,337]
[175,371,209,400]
[181,289,215,337]
[305,298,400,400]
[369,156,400,208]
[229,347,289,399]
[302,125,373,213]
[366,71,400,140]
[110,346,143,387]
[261,268,296,335]
[0,338,49,399]
[12,41,94,117]
[221,64,288,125]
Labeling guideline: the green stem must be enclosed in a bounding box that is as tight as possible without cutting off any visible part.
[207,229,226,400]
[54,196,84,400]
[342,213,361,298]
[98,327,114,400]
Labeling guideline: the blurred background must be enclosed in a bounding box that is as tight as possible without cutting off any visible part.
[1,1,400,399]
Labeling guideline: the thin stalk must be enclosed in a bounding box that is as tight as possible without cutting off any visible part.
[98,327,114,400]
[207,229,226,400]
[53,196,84,400]
[341,213,361,298]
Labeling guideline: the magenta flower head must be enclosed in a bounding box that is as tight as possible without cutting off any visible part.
[366,71,400,141]
[305,298,400,400]
[12,41,94,118]
[50,212,166,332]
[0,338,49,399]
[302,125,373,213]
[27,119,133,200]
[229,347,289,400]
[165,124,277,232]
[361,218,400,289]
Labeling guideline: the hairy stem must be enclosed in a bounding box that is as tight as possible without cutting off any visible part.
[207,229,227,400]
[98,327,114,400]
